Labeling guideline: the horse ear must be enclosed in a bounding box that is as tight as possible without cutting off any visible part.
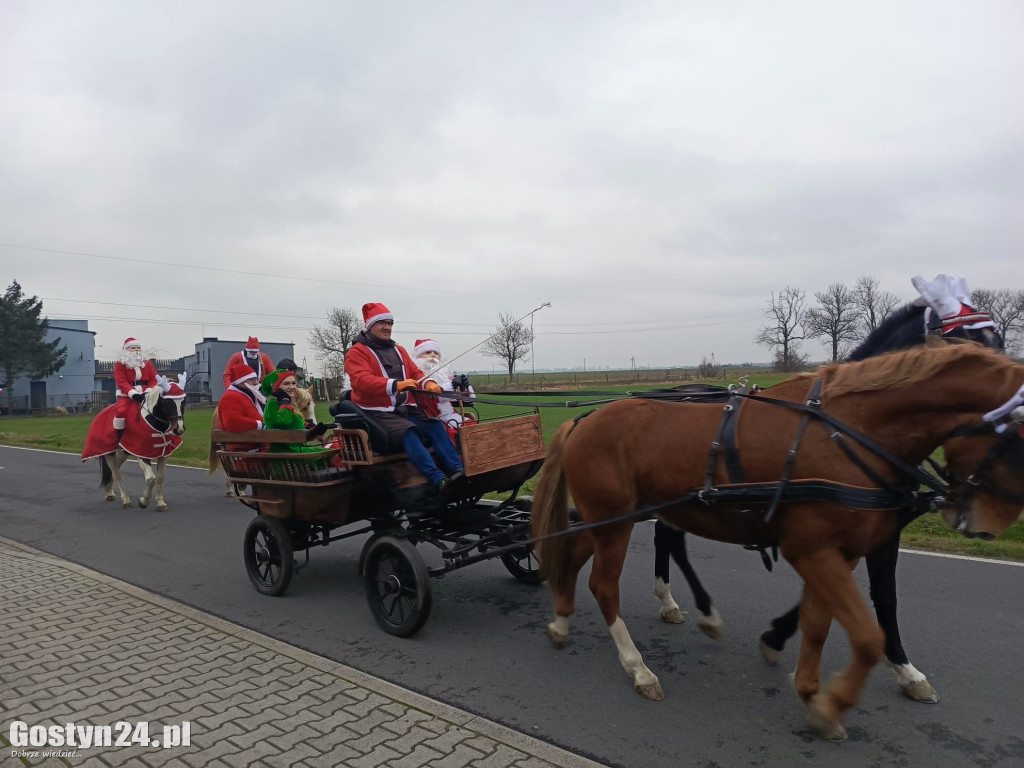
[307,383,315,397]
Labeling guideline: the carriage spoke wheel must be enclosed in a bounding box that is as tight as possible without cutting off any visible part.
[243,516,294,596]
[362,535,431,637]
[501,545,544,584]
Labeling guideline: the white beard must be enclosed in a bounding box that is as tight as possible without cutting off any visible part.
[417,357,452,387]
[242,381,267,405]
[119,350,145,368]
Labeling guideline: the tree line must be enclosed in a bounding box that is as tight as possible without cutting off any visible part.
[755,276,1024,371]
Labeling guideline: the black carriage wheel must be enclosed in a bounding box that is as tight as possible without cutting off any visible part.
[243,516,295,596]
[500,546,544,585]
[362,535,432,637]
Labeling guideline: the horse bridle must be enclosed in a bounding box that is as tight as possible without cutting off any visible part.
[141,397,185,434]
[936,418,1024,512]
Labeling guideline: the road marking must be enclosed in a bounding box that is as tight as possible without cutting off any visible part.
[899,548,1024,567]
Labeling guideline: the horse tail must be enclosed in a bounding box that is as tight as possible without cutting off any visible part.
[99,456,111,488]
[532,420,577,594]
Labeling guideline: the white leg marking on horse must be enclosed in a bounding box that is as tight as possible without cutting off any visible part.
[654,577,685,624]
[698,605,724,640]
[155,457,168,510]
[547,615,570,648]
[137,459,156,509]
[884,660,939,703]
[609,616,664,700]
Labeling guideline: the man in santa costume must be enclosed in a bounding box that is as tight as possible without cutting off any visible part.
[345,302,464,492]
[113,337,160,432]
[412,338,475,431]
[221,336,274,390]
[218,362,267,451]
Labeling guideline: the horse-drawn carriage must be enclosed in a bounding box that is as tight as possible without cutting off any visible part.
[213,407,546,636]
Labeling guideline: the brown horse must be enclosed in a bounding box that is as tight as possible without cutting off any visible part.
[531,343,1024,741]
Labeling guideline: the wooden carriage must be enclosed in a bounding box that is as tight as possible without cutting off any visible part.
[213,413,547,636]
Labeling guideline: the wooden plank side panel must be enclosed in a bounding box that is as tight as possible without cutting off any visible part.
[460,415,546,477]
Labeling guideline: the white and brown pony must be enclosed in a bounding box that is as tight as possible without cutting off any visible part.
[83,377,187,510]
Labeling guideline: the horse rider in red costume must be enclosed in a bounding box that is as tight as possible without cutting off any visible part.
[113,337,159,432]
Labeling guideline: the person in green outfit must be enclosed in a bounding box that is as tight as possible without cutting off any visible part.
[261,369,331,454]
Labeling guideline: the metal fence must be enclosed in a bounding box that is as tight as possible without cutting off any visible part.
[0,392,109,416]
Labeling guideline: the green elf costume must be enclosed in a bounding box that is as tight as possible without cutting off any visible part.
[261,369,331,454]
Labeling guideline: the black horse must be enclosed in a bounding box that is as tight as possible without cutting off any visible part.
[652,302,1003,702]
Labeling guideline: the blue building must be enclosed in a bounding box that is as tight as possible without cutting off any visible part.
[3,320,97,413]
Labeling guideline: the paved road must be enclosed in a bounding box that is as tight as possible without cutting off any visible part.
[2,445,1023,768]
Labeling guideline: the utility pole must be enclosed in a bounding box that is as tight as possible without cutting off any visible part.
[529,302,552,380]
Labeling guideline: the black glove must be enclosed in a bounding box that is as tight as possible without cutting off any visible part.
[454,374,471,392]
[131,392,144,403]
[305,422,331,441]
[273,388,292,406]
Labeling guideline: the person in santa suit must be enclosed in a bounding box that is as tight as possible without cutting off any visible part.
[113,337,160,431]
[345,302,464,492]
[218,362,267,451]
[221,336,275,390]
[412,339,475,432]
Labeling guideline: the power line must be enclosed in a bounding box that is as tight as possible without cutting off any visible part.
[1,242,538,300]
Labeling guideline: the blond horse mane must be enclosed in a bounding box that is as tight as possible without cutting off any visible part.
[804,341,1017,398]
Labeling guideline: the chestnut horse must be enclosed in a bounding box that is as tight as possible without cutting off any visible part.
[652,302,1004,702]
[531,343,1024,740]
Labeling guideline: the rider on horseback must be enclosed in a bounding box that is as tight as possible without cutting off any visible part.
[113,337,159,432]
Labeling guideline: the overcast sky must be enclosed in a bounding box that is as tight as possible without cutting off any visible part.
[2,0,1021,375]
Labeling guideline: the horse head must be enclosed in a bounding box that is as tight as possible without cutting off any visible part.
[848,303,1003,362]
[142,387,187,436]
[940,380,1024,540]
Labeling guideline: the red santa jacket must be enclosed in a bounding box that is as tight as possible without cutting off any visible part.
[345,342,426,412]
[218,385,266,432]
[221,351,275,389]
[114,359,160,399]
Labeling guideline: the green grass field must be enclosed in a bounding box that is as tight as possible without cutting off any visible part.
[2,374,1021,560]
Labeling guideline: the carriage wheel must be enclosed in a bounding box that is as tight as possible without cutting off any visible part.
[501,546,544,584]
[243,516,294,596]
[362,535,432,637]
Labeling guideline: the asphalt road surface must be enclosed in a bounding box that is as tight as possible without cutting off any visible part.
[2,445,1023,768]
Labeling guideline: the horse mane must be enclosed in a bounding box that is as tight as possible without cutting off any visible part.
[846,303,922,362]
[814,342,1017,398]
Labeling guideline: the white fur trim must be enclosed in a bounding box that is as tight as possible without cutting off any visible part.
[232,371,258,386]
[364,311,394,330]
[113,417,126,430]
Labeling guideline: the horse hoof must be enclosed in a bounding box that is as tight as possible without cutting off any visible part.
[698,607,723,640]
[635,681,665,701]
[122,501,133,509]
[105,494,116,502]
[138,500,149,509]
[900,679,939,704]
[760,639,781,666]
[660,606,685,624]
[806,704,847,742]
[547,625,568,649]
[157,504,168,512]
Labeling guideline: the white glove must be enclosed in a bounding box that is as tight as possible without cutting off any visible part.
[911,274,962,319]
[984,384,1024,433]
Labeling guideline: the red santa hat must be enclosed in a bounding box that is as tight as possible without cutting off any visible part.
[362,302,394,330]
[413,339,440,358]
[123,337,142,349]
[164,382,187,400]
[229,362,258,386]
[244,336,260,352]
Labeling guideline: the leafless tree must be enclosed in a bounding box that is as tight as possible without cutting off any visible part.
[755,286,808,372]
[481,312,534,379]
[308,307,362,389]
[852,276,899,337]
[970,287,1024,356]
[805,282,862,362]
